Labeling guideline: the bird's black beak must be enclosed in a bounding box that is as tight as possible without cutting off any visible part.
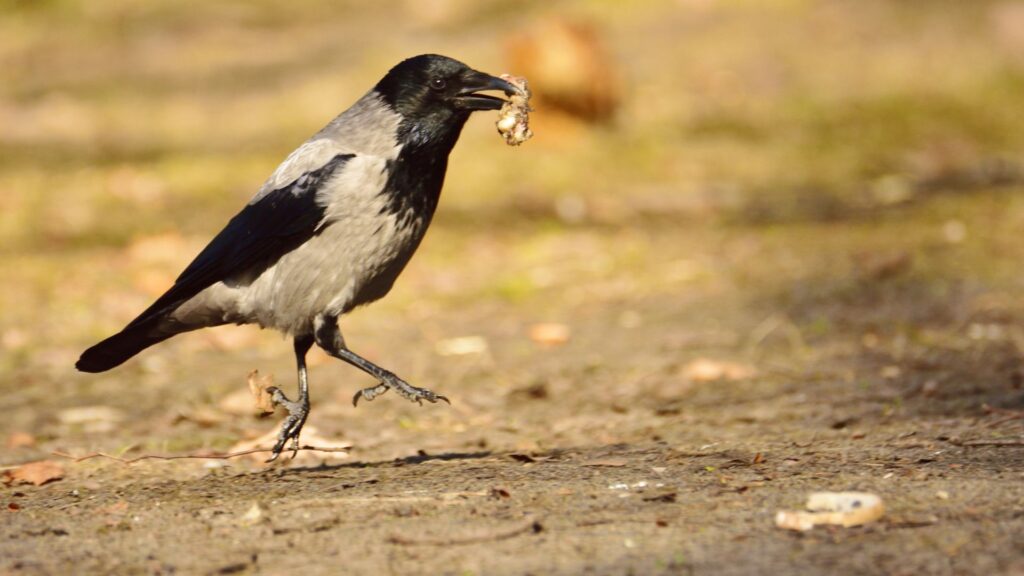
[454,70,520,111]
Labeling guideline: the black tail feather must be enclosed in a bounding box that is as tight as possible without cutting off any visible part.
[76,321,174,373]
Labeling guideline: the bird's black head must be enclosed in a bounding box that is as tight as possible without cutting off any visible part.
[374,54,519,146]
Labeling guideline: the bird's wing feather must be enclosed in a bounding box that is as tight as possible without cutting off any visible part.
[258,139,352,197]
[125,152,355,328]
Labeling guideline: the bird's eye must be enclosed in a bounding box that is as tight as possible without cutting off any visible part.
[429,78,447,91]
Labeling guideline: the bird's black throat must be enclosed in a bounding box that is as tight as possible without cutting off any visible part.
[379,113,470,227]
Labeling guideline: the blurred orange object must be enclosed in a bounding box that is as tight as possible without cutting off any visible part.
[6,432,36,449]
[529,322,571,346]
[506,17,620,122]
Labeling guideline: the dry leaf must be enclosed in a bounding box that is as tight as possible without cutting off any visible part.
[238,502,266,526]
[991,1,1024,60]
[505,17,620,122]
[100,501,129,526]
[682,359,756,382]
[435,336,489,356]
[132,269,175,298]
[3,460,65,487]
[489,487,512,499]
[6,432,36,449]
[880,365,902,379]
[529,323,571,346]
[247,370,276,416]
[125,232,185,263]
[58,406,125,433]
[582,458,628,467]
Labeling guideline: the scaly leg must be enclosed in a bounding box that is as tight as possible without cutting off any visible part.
[266,334,315,462]
[313,315,449,407]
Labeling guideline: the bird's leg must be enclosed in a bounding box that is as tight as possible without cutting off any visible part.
[337,347,450,407]
[266,334,315,462]
[314,316,449,407]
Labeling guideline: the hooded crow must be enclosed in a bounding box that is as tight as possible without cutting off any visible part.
[76,54,523,461]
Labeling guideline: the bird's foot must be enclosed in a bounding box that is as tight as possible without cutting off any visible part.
[266,386,309,462]
[352,383,390,405]
[352,376,449,407]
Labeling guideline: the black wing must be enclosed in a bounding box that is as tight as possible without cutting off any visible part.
[125,152,355,328]
[76,152,355,373]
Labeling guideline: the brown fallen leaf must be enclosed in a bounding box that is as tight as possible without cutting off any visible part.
[100,501,129,527]
[215,371,276,418]
[58,405,125,427]
[132,269,175,298]
[682,358,756,382]
[581,458,628,467]
[505,17,620,122]
[247,370,276,416]
[435,335,489,356]
[237,502,266,527]
[126,232,186,265]
[529,323,571,346]
[991,1,1024,63]
[3,460,65,487]
[6,432,36,449]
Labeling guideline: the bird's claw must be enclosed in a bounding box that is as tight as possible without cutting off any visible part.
[397,385,448,405]
[265,387,309,463]
[352,383,390,407]
[351,378,449,408]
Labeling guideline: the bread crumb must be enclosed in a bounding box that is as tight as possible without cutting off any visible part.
[497,74,533,146]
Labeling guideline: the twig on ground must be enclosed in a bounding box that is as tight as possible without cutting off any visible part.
[984,415,1024,429]
[387,517,542,546]
[982,404,1022,416]
[52,445,351,464]
[981,404,1024,429]
[885,516,939,529]
[949,438,1024,447]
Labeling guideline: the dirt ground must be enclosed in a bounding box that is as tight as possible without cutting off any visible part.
[4,207,1024,575]
[3,1,1024,575]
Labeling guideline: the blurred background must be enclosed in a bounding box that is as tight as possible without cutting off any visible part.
[2,0,1024,461]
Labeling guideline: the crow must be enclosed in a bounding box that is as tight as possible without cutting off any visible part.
[76,54,522,461]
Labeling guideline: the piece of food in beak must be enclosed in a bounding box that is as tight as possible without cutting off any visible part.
[496,74,533,146]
